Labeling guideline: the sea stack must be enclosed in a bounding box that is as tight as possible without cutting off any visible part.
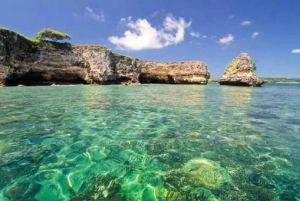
[219,53,264,87]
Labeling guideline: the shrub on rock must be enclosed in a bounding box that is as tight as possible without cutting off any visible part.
[36,28,71,42]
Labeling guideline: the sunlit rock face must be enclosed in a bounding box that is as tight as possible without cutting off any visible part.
[0,29,210,86]
[139,61,210,84]
[219,53,264,87]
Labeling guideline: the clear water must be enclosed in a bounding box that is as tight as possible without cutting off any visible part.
[0,83,300,201]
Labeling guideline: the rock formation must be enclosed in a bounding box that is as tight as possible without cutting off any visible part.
[181,158,231,190]
[140,61,209,84]
[0,28,210,86]
[219,53,264,87]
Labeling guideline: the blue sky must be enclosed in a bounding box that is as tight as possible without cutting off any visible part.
[0,0,299,77]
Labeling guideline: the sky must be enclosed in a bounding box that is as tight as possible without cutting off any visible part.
[0,0,299,78]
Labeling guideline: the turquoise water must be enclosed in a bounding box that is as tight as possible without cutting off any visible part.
[0,83,300,201]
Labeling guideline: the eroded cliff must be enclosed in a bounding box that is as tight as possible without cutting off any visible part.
[0,29,210,86]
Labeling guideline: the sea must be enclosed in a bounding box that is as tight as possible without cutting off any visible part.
[0,83,299,201]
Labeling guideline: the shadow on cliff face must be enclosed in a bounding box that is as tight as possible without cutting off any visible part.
[39,41,72,50]
[138,73,175,84]
[5,70,88,86]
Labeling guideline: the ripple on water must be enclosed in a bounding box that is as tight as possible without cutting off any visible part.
[247,112,280,120]
[0,84,300,200]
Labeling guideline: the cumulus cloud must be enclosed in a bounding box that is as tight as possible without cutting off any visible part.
[241,20,252,26]
[291,49,300,53]
[219,34,234,45]
[108,14,192,51]
[85,7,105,22]
[190,31,200,38]
[251,32,259,38]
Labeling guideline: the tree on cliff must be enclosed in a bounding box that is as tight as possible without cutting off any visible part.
[252,59,257,71]
[36,29,71,42]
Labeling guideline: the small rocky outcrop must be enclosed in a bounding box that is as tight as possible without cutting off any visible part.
[219,53,264,87]
[0,28,210,86]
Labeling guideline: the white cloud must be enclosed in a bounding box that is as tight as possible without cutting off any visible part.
[219,34,234,45]
[241,20,252,26]
[85,7,105,22]
[251,32,259,38]
[202,35,207,39]
[291,49,300,53]
[120,17,132,24]
[228,15,235,19]
[190,31,200,38]
[150,11,159,17]
[108,14,191,51]
[120,18,126,22]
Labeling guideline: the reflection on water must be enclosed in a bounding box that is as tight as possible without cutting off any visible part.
[0,84,300,200]
[221,85,253,106]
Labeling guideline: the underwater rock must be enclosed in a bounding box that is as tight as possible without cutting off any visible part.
[0,145,49,189]
[141,185,159,201]
[201,151,218,160]
[181,158,231,189]
[23,145,49,162]
[5,181,41,201]
[141,185,189,201]
[244,185,277,200]
[248,170,275,189]
[70,175,124,201]
[219,53,264,87]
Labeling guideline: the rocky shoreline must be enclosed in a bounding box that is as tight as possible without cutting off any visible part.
[1,28,265,87]
[0,29,210,86]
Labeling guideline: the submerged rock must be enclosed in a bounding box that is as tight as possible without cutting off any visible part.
[181,158,231,189]
[219,53,264,87]
[6,181,41,201]
[70,175,124,201]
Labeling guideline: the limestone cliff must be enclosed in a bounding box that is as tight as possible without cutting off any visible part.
[0,29,210,86]
[219,53,264,87]
[140,61,209,84]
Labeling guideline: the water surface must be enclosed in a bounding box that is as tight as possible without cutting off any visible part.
[0,83,300,200]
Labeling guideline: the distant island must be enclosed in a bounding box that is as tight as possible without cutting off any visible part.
[209,77,300,83]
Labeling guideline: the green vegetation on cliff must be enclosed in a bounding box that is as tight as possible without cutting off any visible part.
[263,77,300,83]
[225,60,240,75]
[208,78,220,83]
[36,28,71,42]
[0,27,72,49]
[0,27,33,41]
[225,58,257,75]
